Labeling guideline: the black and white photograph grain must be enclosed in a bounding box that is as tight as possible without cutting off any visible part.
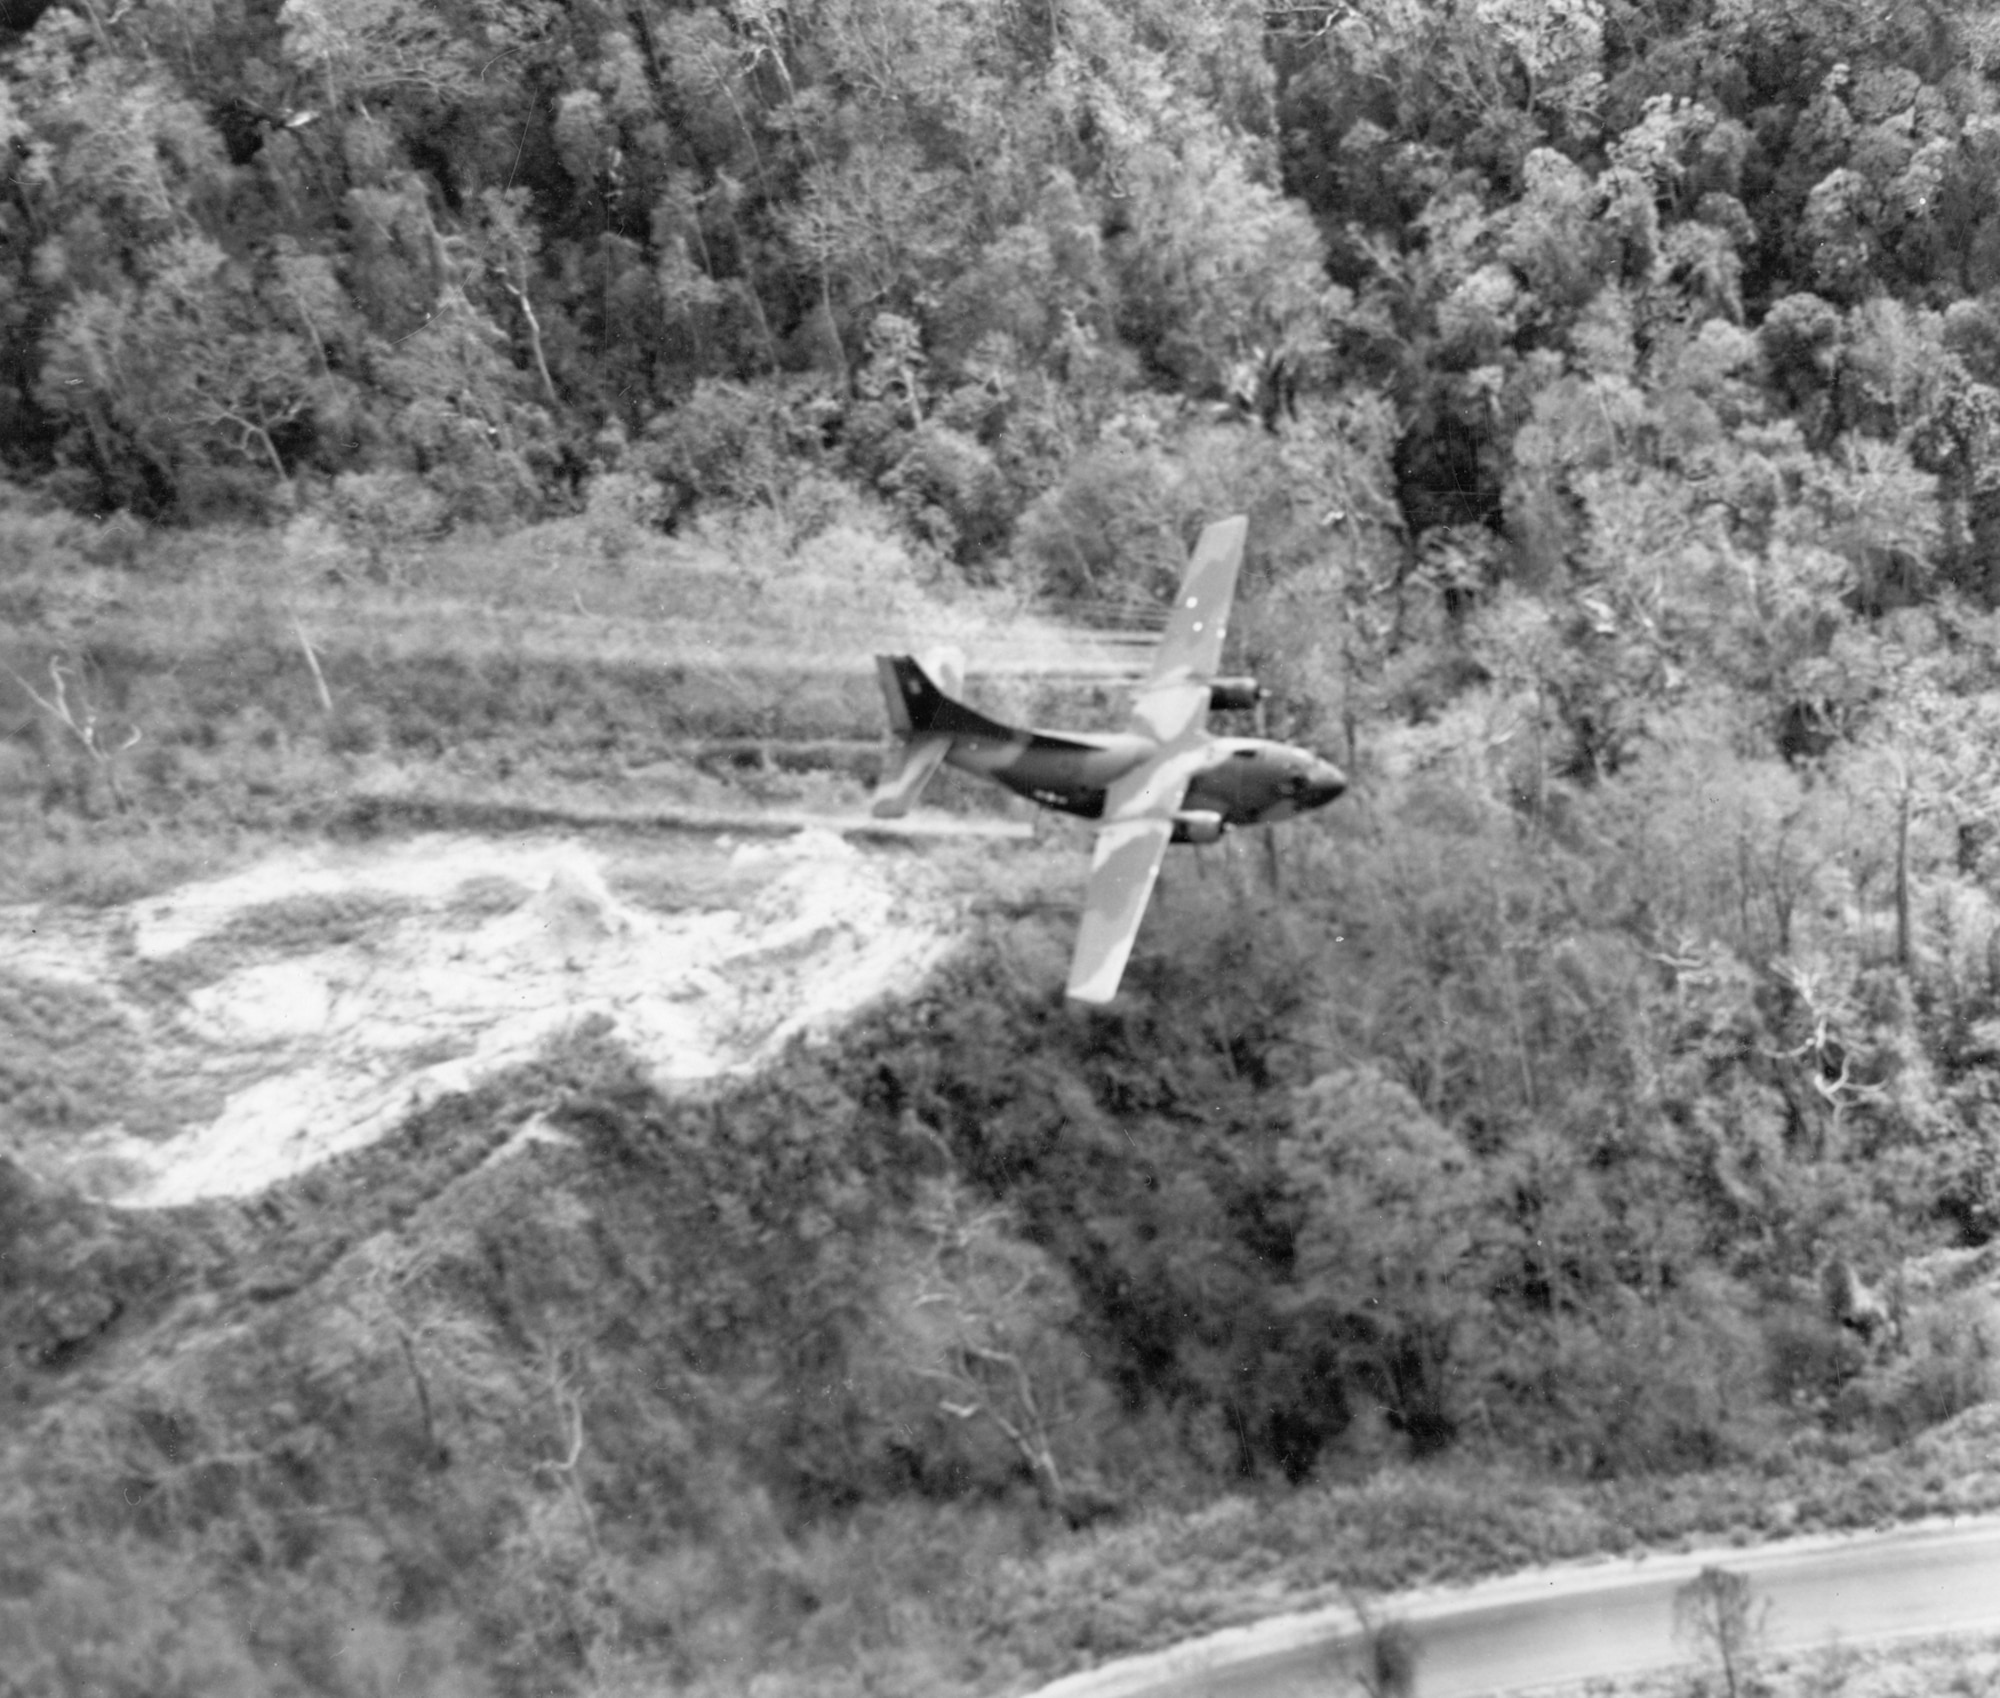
[4,2,2000,1694]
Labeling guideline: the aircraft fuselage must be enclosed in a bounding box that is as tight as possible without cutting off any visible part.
[950,729,1346,827]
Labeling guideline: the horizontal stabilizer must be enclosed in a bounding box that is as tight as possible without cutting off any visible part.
[871,733,951,818]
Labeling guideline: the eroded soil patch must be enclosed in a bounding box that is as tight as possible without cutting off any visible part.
[1,828,960,1206]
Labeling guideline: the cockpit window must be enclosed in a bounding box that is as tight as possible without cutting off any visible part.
[1231,748,1259,759]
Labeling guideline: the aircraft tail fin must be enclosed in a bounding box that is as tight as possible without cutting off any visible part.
[874,648,968,737]
[872,648,978,818]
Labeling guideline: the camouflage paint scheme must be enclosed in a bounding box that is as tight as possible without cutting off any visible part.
[873,515,1347,1002]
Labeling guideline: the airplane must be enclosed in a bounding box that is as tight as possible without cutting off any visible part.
[871,514,1348,1003]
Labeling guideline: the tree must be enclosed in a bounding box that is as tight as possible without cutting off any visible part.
[349,183,555,523]
[12,44,225,278]
[275,0,476,112]
[1110,117,1333,395]
[38,235,318,514]
[475,188,558,408]
[3,653,143,813]
[1324,1581,1425,1698]
[874,1177,1111,1523]
[1276,1066,1490,1456]
[1474,0,1605,142]
[1673,1565,1768,1698]
[782,139,972,320]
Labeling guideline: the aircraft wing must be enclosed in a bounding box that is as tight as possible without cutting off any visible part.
[1128,514,1248,744]
[1068,515,1246,1002]
[1066,817,1174,1004]
[1064,746,1206,1004]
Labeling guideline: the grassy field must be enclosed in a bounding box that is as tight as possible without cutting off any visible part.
[0,486,1116,906]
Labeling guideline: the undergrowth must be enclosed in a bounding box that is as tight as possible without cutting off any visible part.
[0,498,1057,905]
[6,507,2000,1696]
[0,969,140,1135]
[0,961,1995,1696]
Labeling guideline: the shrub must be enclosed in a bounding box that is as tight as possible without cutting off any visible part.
[279,510,359,583]
[326,470,449,581]
[77,512,150,571]
[0,489,91,582]
[882,423,1013,567]
[1765,1312,1865,1412]
[581,470,667,564]
[1845,1297,1999,1442]
[1012,442,1186,601]
[0,971,139,1133]
[641,380,834,513]
[0,1561,266,1698]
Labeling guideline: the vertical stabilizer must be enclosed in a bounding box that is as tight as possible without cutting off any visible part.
[873,649,968,736]
[871,647,972,816]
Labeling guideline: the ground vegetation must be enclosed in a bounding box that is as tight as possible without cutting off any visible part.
[7,0,2000,1694]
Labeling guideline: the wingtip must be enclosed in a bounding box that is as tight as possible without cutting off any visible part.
[1065,931,1132,1005]
[1193,513,1248,559]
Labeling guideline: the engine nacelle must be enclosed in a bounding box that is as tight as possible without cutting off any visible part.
[1170,810,1228,846]
[1207,675,1266,712]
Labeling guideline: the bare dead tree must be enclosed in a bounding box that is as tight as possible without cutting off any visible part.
[200,400,295,482]
[902,1181,1099,1523]
[1892,752,1914,969]
[293,617,334,714]
[5,654,142,810]
[392,1324,449,1471]
[1768,959,1887,1156]
[477,194,560,409]
[532,1342,602,1561]
[1262,3,1363,41]
[342,1235,515,1473]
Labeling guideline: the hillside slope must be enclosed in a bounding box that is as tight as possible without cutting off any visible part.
[7,506,2000,1698]
[1,816,1068,1698]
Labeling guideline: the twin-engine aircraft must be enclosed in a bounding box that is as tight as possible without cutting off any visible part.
[871,515,1348,1003]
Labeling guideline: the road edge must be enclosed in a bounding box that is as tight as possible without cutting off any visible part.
[1020,1512,2000,1698]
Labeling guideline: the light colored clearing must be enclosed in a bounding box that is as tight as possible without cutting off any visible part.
[3,830,960,1208]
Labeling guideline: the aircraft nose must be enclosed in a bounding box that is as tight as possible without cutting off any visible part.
[1304,760,1347,808]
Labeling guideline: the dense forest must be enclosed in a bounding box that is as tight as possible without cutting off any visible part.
[8,0,2000,1695]
[8,0,2000,578]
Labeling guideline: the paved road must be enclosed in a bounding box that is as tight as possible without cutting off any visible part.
[1028,1518,2000,1698]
